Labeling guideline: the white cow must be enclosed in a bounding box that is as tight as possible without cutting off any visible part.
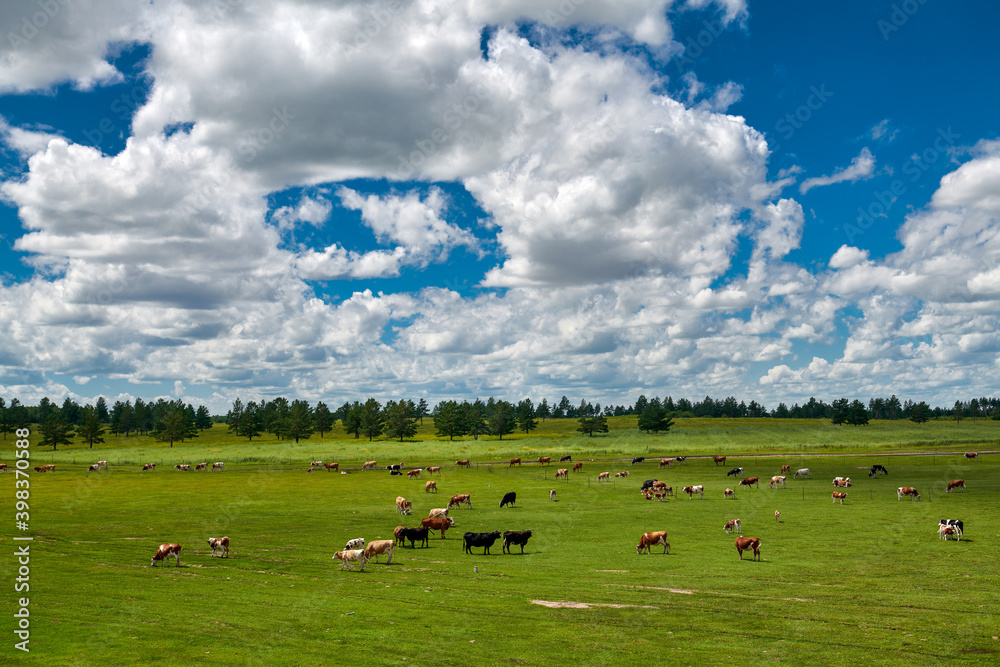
[428,508,449,519]
[211,462,225,471]
[794,468,810,479]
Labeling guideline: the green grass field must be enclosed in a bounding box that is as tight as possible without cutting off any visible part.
[3,421,999,665]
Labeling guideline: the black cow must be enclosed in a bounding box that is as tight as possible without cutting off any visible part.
[640,479,657,492]
[463,531,501,555]
[868,464,888,478]
[726,467,744,477]
[499,492,517,508]
[940,519,964,533]
[389,470,402,476]
[398,527,429,548]
[502,530,532,554]
[559,455,572,462]
[631,457,645,465]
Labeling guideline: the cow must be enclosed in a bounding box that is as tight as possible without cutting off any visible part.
[448,494,471,509]
[723,519,741,534]
[653,490,668,501]
[661,485,674,497]
[407,469,423,479]
[310,461,323,468]
[964,452,978,460]
[499,492,516,508]
[675,456,687,464]
[344,537,365,550]
[212,462,225,471]
[398,527,430,548]
[509,458,521,467]
[794,468,810,479]
[142,463,155,471]
[573,462,583,472]
[195,462,207,470]
[652,481,667,492]
[386,464,402,472]
[421,516,455,538]
[88,464,100,472]
[833,477,851,486]
[362,461,377,471]
[713,456,727,466]
[775,510,780,523]
[96,460,108,469]
[426,466,441,475]
[640,479,657,492]
[389,470,402,476]
[560,455,572,462]
[428,508,449,519]
[739,477,759,489]
[642,489,654,500]
[425,480,438,493]
[946,479,965,493]
[393,526,406,545]
[940,519,964,535]
[555,468,569,479]
[332,549,368,571]
[364,540,395,564]
[636,531,669,554]
[502,530,532,554]
[631,457,645,465]
[34,465,55,472]
[395,497,412,515]
[208,537,230,558]
[735,537,761,561]
[727,467,744,477]
[723,488,735,499]
[323,462,339,472]
[0,463,7,472]
[598,472,610,482]
[174,464,190,471]
[538,456,551,466]
[659,458,674,468]
[938,524,961,541]
[780,464,791,473]
[550,489,556,501]
[615,471,629,477]
[897,487,920,501]
[868,464,887,477]
[151,543,181,567]
[456,460,471,468]
[463,531,501,555]
[683,485,704,499]
[832,491,848,504]
[770,475,787,489]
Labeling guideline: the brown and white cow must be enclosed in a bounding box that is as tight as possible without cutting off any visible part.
[208,536,230,557]
[364,540,395,563]
[310,461,323,468]
[426,466,441,475]
[362,461,377,471]
[151,543,181,566]
[598,471,610,481]
[34,464,55,472]
[683,485,704,499]
[739,476,759,489]
[723,488,735,499]
[774,510,780,523]
[938,524,962,541]
[946,479,965,493]
[573,462,583,472]
[211,462,225,471]
[456,459,471,468]
[964,452,978,461]
[713,456,727,466]
[0,463,7,472]
[332,549,368,571]
[780,464,791,473]
[407,468,423,479]
[88,464,100,472]
[723,519,741,534]
[395,497,412,515]
[324,462,339,472]
[550,489,557,501]
[538,456,551,466]
[195,462,208,470]
[427,507,449,519]
[393,525,406,545]
[509,458,522,467]
[615,471,629,478]
[734,537,761,561]
[897,487,920,501]
[833,477,851,487]
[770,475,786,489]
[636,531,669,554]
[555,468,569,479]
[659,458,674,468]
[142,463,155,471]
[425,480,438,493]
[448,494,471,509]
[421,516,455,538]
[97,460,108,469]
[174,464,190,471]
[832,491,848,504]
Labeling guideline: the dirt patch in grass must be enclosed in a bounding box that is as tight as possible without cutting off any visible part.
[531,599,658,609]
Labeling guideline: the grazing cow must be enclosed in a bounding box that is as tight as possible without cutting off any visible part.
[393,526,406,545]
[938,524,961,541]
[723,488,735,499]
[395,497,412,515]
[775,510,780,523]
[421,516,455,538]
[208,537,230,558]
[142,463,155,471]
[964,452,978,460]
[781,464,791,473]
[408,469,423,479]
[560,455,572,462]
[713,456,726,466]
[723,519,742,534]
[428,508,449,519]
[940,519,964,535]
[0,463,7,472]
[598,472,610,482]
[832,491,848,504]
[174,464,190,471]
[683,485,704,499]
[727,467,744,477]
[631,457,645,465]
[88,464,100,472]
[456,460,471,468]
[739,477,759,489]
[659,458,674,468]
[34,465,55,472]
[332,549,368,571]
[448,494,471,509]
[364,540,395,564]
[362,461,377,471]
[770,475,787,489]
[212,462,225,471]
[538,456,551,466]
[195,463,207,470]
[653,490,668,501]
[652,481,667,492]
[398,527,430,548]
[425,481,438,493]
[675,457,687,464]
[615,471,629,477]
[555,468,569,479]
[323,462,339,472]
[499,492,517,508]
[573,461,583,472]
[463,531,502,555]
[636,531,669,554]
[426,466,441,475]
[946,479,965,493]
[897,487,920,501]
[868,464,887,477]
[310,461,323,468]
[794,468,810,479]
[509,458,521,467]
[550,489,556,501]
[151,543,182,567]
[640,479,657,492]
[734,537,761,561]
[502,530,532,554]
[833,477,851,487]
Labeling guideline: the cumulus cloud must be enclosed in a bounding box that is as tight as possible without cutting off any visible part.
[799,147,876,194]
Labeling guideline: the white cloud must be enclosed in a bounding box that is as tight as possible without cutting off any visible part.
[799,147,876,194]
[828,245,869,269]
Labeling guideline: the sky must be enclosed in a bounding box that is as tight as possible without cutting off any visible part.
[0,0,998,414]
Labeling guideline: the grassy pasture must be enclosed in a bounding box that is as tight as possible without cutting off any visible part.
[3,441,998,665]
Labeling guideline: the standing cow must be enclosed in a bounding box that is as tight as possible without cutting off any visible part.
[734,537,761,561]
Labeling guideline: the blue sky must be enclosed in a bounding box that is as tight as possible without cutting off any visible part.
[1,0,998,413]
